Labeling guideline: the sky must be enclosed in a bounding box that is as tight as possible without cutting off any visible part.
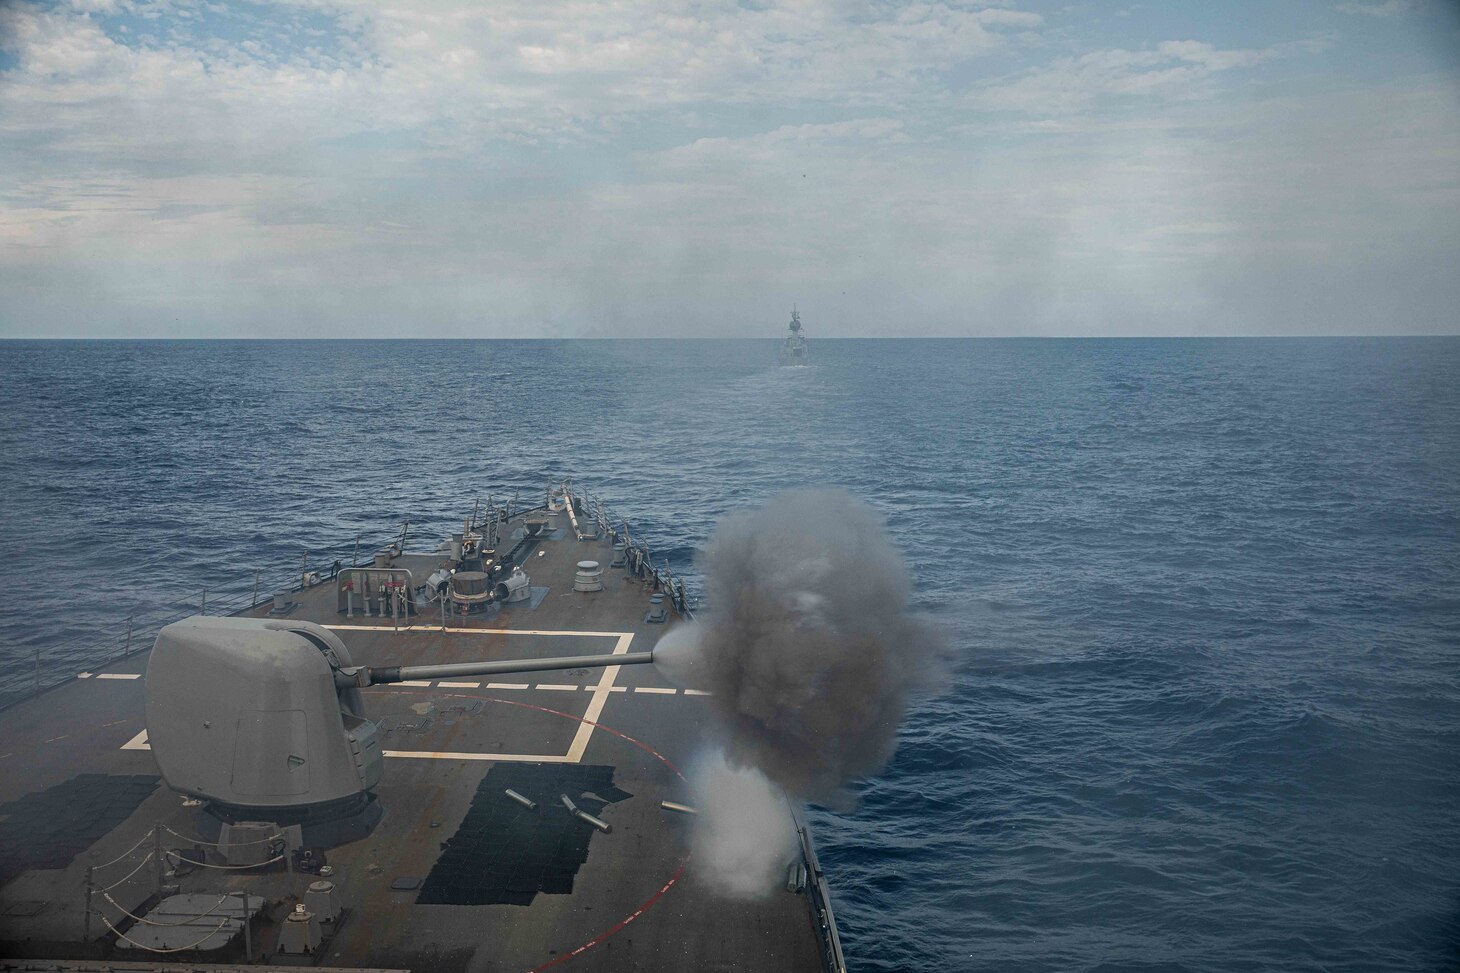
[1,0,1458,338]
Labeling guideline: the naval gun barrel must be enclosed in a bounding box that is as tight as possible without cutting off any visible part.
[366,650,654,685]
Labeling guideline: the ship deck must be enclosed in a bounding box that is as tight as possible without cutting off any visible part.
[0,502,831,972]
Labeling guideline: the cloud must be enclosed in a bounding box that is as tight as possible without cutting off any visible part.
[1337,0,1418,16]
[0,1,1456,337]
[968,37,1324,115]
[0,0,1044,163]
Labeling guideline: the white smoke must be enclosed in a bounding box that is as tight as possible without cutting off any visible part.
[685,750,798,899]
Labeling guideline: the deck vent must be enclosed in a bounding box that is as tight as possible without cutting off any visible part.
[277,903,322,954]
[494,567,532,603]
[305,880,340,922]
[645,592,667,624]
[574,561,603,593]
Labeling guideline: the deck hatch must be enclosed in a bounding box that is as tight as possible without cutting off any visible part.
[230,709,310,796]
[417,762,630,907]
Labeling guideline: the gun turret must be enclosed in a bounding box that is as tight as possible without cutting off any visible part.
[144,616,653,843]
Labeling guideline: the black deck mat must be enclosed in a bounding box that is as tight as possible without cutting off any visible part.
[0,773,159,886]
[418,763,630,907]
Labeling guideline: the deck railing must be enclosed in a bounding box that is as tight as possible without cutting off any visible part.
[792,804,850,973]
[0,524,409,712]
[0,488,700,712]
[572,485,694,617]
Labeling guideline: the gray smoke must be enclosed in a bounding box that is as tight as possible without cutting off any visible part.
[658,489,946,808]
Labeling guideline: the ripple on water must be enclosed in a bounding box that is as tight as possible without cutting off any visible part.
[2,338,1458,971]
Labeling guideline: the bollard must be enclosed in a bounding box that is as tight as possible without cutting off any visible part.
[574,560,603,593]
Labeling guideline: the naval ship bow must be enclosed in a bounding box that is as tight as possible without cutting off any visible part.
[0,484,845,973]
[779,309,809,365]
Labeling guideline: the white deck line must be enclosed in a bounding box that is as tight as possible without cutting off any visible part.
[396,680,432,687]
[97,673,141,680]
[565,632,633,763]
[437,681,480,688]
[119,728,579,765]
[486,682,530,690]
[536,684,579,691]
[684,689,712,696]
[633,687,677,695]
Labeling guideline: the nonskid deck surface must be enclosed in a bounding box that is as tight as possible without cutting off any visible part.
[0,509,825,972]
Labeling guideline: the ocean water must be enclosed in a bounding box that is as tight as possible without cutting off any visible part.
[1,337,1458,971]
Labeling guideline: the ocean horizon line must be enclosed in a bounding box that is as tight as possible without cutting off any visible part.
[3,333,1458,343]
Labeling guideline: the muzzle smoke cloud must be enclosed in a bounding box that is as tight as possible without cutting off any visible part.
[659,489,947,808]
[685,751,798,899]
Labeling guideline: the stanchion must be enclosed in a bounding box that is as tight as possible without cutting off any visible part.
[83,865,93,941]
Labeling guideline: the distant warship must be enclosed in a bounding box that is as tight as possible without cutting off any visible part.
[779,308,810,365]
